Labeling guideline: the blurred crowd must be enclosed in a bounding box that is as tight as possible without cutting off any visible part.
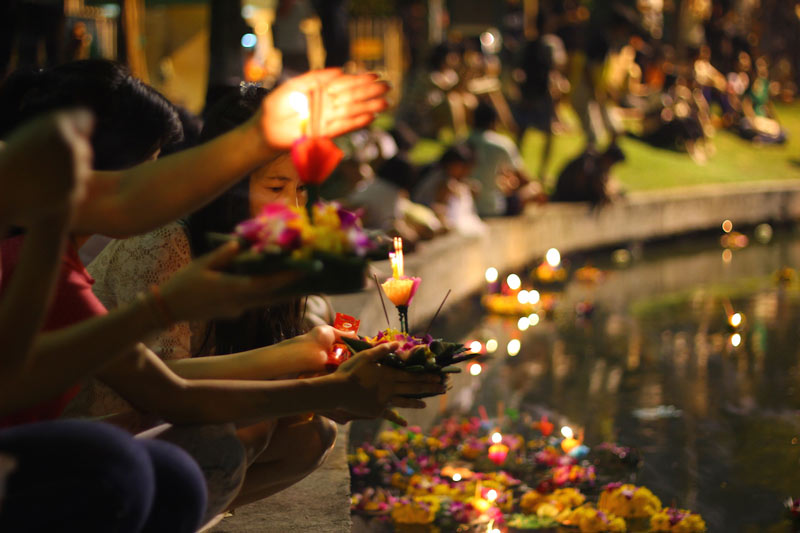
[323,0,798,246]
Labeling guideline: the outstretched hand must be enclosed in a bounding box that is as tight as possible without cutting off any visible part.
[333,342,447,419]
[259,69,390,149]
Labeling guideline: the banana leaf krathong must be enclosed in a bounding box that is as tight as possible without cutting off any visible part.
[340,333,482,398]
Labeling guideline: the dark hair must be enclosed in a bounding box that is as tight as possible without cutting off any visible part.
[186,83,304,355]
[0,60,183,170]
[473,102,497,131]
[440,142,474,166]
[377,156,418,191]
[160,105,203,156]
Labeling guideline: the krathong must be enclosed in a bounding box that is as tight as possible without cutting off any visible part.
[349,413,707,532]
[338,327,480,394]
[212,201,374,294]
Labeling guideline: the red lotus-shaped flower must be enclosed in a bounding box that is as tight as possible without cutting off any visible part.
[291,136,344,185]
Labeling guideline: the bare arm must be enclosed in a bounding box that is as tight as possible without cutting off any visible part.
[0,294,162,416]
[0,242,298,416]
[73,70,389,238]
[165,325,341,380]
[74,118,271,237]
[101,342,443,426]
[0,214,70,371]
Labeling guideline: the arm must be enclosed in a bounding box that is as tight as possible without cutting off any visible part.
[74,119,271,237]
[0,293,165,416]
[73,70,389,238]
[0,242,298,415]
[101,341,444,426]
[165,325,339,380]
[0,214,70,371]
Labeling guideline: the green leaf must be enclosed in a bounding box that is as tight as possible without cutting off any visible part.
[340,336,374,354]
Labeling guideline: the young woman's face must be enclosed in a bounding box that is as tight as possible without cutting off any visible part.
[248,154,306,216]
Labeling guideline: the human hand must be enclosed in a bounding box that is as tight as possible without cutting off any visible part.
[332,342,447,418]
[280,324,358,375]
[159,241,301,322]
[258,68,389,150]
[0,110,94,225]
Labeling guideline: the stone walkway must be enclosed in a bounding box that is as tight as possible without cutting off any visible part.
[210,428,351,533]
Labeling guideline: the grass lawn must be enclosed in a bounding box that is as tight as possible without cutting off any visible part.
[407,103,800,193]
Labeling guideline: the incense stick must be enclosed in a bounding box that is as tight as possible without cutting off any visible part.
[425,289,451,335]
[374,274,391,327]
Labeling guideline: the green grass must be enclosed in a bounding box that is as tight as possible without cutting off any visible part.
[407,103,800,193]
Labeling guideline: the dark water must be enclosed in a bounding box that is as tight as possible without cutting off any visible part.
[357,229,800,532]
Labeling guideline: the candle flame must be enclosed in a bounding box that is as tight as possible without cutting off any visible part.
[561,426,574,439]
[486,489,498,502]
[390,237,404,278]
[288,91,310,119]
[491,432,502,444]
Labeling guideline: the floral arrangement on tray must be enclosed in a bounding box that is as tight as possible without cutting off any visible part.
[212,201,374,294]
[348,412,707,533]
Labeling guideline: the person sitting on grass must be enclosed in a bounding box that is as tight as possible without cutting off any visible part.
[737,56,788,145]
[469,102,546,217]
[551,142,625,206]
[412,143,486,236]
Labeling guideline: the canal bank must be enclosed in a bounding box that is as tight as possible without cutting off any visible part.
[213,180,800,533]
[332,180,800,334]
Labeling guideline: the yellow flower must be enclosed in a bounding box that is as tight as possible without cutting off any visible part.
[520,491,544,514]
[599,484,661,518]
[426,437,443,451]
[391,472,409,490]
[373,449,390,459]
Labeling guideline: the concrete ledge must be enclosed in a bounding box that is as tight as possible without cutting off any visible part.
[331,180,800,333]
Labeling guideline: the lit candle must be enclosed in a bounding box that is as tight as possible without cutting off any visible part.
[288,91,310,137]
[488,432,509,465]
[560,426,579,453]
[391,237,404,278]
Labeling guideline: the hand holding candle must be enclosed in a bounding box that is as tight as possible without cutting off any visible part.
[259,69,389,149]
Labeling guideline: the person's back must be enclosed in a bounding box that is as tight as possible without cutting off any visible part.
[552,144,625,205]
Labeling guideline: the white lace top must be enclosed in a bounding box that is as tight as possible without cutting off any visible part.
[88,222,208,359]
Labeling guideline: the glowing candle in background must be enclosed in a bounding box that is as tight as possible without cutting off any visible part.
[488,432,509,465]
[560,426,579,453]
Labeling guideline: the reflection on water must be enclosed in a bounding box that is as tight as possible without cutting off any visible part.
[384,231,800,532]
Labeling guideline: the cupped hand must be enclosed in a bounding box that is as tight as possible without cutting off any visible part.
[259,68,390,149]
[160,241,301,322]
[278,324,359,374]
[333,342,447,419]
